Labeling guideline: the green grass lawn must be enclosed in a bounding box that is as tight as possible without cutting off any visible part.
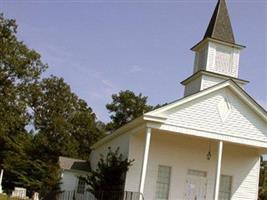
[0,194,8,200]
[0,194,23,200]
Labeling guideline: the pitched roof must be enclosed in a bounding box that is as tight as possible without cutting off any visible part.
[92,80,267,149]
[203,0,235,44]
[181,70,249,86]
[145,80,267,121]
[59,156,90,172]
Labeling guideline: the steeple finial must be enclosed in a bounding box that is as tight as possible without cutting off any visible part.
[204,0,235,44]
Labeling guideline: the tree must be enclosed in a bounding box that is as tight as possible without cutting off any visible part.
[106,90,154,131]
[86,147,134,199]
[0,13,46,138]
[0,13,47,193]
[31,76,104,162]
[30,75,104,199]
[0,13,104,196]
[106,90,167,131]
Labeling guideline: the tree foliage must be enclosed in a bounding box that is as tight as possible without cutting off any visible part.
[86,147,134,199]
[0,13,46,142]
[31,76,104,161]
[0,12,48,194]
[106,90,154,131]
[0,13,103,197]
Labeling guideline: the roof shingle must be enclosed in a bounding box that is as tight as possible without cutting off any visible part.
[204,0,235,44]
[59,156,90,172]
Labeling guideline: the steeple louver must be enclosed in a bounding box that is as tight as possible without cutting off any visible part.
[204,0,235,44]
[183,0,247,97]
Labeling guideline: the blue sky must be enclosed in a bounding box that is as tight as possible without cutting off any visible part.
[1,0,266,122]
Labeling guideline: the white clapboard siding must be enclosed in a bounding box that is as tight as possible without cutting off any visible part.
[231,157,260,200]
[125,132,260,200]
[201,75,245,90]
[164,87,267,142]
[184,76,202,96]
[90,133,131,171]
[206,42,240,78]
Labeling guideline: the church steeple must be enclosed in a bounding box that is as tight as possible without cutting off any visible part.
[181,0,248,97]
[204,0,235,44]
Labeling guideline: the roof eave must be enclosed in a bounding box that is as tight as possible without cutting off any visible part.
[181,70,249,85]
[92,81,267,150]
[91,116,145,149]
[191,37,245,51]
[147,80,267,122]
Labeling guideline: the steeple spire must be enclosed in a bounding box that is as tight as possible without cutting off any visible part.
[183,0,247,97]
[204,0,235,44]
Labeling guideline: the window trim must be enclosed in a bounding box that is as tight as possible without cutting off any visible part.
[187,169,207,178]
[155,165,172,200]
[219,174,232,200]
[77,177,86,194]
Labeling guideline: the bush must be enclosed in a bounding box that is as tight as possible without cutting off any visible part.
[86,147,134,199]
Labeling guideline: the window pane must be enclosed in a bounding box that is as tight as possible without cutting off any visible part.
[77,177,86,194]
[156,166,171,200]
[188,169,207,177]
[219,175,232,200]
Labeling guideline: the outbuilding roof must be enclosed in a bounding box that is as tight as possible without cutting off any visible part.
[59,156,90,172]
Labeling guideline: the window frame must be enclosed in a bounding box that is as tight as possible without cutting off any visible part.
[219,174,232,200]
[77,177,86,194]
[155,165,172,200]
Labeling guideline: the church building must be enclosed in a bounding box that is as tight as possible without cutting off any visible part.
[90,0,267,199]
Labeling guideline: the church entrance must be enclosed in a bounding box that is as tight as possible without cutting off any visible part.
[185,169,207,200]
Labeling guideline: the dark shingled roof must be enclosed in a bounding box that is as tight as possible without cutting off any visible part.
[59,156,90,172]
[204,0,235,44]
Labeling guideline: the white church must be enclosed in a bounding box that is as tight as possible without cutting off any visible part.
[90,0,267,199]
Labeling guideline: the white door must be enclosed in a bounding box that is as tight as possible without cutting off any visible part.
[185,169,207,200]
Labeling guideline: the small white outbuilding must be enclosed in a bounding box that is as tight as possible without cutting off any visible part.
[90,0,267,200]
[59,156,90,194]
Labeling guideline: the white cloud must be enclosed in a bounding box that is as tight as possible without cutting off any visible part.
[87,72,118,100]
[129,65,142,73]
[101,79,114,89]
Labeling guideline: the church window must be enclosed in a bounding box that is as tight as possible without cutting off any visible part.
[156,165,171,200]
[219,175,232,200]
[77,177,86,194]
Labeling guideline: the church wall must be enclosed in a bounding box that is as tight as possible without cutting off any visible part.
[201,75,246,90]
[90,132,131,171]
[124,132,145,193]
[206,42,216,71]
[206,42,240,78]
[184,76,202,96]
[201,74,225,89]
[165,88,267,143]
[194,44,208,73]
[184,73,246,97]
[125,131,260,200]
